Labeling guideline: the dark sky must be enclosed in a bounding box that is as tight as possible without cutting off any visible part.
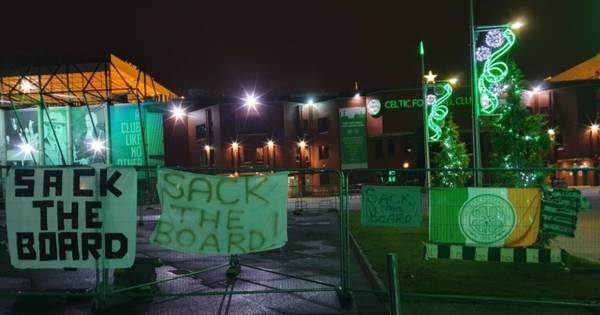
[1,0,598,96]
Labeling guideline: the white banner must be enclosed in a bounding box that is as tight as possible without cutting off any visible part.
[6,167,137,269]
[151,169,288,255]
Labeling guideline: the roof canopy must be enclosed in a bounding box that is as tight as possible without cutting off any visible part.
[547,53,600,82]
[0,54,178,107]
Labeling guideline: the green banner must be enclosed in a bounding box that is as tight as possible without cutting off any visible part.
[6,167,137,269]
[339,107,367,169]
[110,104,144,166]
[151,169,289,255]
[541,188,588,237]
[430,188,541,247]
[110,104,165,168]
[361,185,421,227]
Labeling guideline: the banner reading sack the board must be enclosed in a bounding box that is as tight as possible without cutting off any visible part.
[6,167,137,269]
[151,169,288,255]
[430,188,541,247]
[361,186,422,227]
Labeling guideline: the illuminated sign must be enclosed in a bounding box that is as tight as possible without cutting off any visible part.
[381,96,472,109]
[367,99,382,116]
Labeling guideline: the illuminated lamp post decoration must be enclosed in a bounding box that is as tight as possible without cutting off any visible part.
[427,81,453,142]
[470,0,523,186]
[476,28,516,115]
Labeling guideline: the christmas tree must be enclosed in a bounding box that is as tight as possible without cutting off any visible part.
[432,112,472,187]
[488,61,552,187]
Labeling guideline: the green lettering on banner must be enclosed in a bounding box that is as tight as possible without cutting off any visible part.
[360,185,422,227]
[150,169,288,255]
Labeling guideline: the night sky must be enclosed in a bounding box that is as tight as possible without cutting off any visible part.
[1,0,598,97]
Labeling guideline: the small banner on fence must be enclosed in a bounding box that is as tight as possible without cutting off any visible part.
[360,186,421,227]
[541,188,588,237]
[430,188,541,247]
[6,167,137,269]
[151,169,288,255]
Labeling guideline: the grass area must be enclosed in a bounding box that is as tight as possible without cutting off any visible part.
[349,211,600,301]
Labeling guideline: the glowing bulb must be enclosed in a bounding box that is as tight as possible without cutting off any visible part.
[88,139,105,154]
[231,141,239,150]
[170,105,185,120]
[298,140,306,148]
[547,128,555,136]
[448,78,458,85]
[307,99,314,106]
[403,161,410,169]
[267,140,275,148]
[20,80,36,93]
[354,93,361,98]
[532,86,541,93]
[18,142,35,156]
[591,124,599,133]
[204,145,210,151]
[243,93,259,109]
[511,21,524,30]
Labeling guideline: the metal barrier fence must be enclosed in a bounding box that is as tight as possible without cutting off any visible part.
[0,166,352,314]
[347,167,600,314]
[1,166,599,313]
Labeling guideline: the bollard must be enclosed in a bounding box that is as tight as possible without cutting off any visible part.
[387,253,401,315]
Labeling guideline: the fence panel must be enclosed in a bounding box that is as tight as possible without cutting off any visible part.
[0,166,350,314]
[348,167,600,313]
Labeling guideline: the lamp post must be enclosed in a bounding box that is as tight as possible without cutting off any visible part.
[469,0,522,186]
[231,141,239,170]
[267,140,275,168]
[590,124,599,185]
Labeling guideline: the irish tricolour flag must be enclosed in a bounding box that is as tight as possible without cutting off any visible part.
[430,188,541,247]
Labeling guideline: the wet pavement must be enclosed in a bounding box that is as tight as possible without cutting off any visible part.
[0,206,386,314]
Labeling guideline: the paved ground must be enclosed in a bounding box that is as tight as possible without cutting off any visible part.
[0,206,386,315]
[550,187,600,263]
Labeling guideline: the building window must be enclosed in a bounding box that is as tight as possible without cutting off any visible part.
[318,145,329,160]
[244,147,253,163]
[256,147,264,162]
[387,139,395,156]
[375,139,383,158]
[320,173,330,185]
[196,124,207,139]
[317,117,329,133]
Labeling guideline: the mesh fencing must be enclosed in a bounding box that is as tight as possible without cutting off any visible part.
[0,167,348,313]
[347,168,600,313]
[0,166,599,313]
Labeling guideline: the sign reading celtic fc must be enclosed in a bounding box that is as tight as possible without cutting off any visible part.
[429,188,541,247]
[459,194,516,245]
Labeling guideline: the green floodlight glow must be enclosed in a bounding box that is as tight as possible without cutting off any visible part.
[478,28,516,115]
[427,82,453,142]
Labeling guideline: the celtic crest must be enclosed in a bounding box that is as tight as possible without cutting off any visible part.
[459,194,516,244]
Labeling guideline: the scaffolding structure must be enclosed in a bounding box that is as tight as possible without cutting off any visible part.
[0,54,178,167]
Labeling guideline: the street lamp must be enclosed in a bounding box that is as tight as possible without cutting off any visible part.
[470,0,523,186]
[243,92,259,112]
[231,141,239,168]
[589,124,599,185]
[88,138,106,155]
[204,145,211,166]
[267,139,275,167]
[170,105,186,121]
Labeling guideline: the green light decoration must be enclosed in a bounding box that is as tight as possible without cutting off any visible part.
[478,28,516,115]
[427,82,453,142]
